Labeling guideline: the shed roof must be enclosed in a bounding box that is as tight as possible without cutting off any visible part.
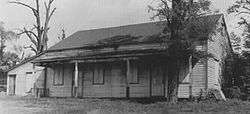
[6,54,43,72]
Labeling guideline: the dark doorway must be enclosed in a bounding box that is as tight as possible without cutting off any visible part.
[150,64,164,97]
[8,75,16,95]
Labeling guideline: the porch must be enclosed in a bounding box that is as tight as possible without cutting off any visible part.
[40,52,193,99]
[44,55,171,98]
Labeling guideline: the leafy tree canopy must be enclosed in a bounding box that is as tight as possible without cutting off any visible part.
[228,0,250,47]
[0,22,19,68]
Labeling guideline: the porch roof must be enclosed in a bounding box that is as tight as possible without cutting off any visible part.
[33,43,169,63]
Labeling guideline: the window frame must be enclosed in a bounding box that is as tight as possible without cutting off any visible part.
[92,65,105,85]
[129,62,139,84]
[53,65,64,86]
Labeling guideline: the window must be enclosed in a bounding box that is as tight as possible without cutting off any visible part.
[93,66,105,85]
[53,65,64,86]
[129,63,139,84]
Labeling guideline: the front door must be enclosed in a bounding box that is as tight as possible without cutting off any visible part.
[151,65,164,96]
[8,75,16,95]
[25,72,34,93]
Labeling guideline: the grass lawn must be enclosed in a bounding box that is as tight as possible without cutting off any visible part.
[1,96,250,114]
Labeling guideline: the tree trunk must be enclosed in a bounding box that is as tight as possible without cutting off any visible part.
[0,36,4,64]
[166,0,183,103]
[168,55,181,103]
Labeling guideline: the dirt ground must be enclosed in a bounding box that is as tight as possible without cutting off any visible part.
[1,96,250,114]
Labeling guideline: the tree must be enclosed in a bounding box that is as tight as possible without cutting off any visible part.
[230,32,242,52]
[57,28,66,40]
[228,0,250,26]
[13,45,25,61]
[2,52,21,67]
[228,0,250,45]
[10,0,56,55]
[148,0,212,102]
[0,22,19,65]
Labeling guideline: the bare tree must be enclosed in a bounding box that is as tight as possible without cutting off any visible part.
[10,0,56,54]
[149,0,212,102]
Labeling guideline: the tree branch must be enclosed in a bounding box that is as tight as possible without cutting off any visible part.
[18,29,38,39]
[49,8,56,20]
[242,5,250,12]
[9,1,36,12]
[10,0,56,54]
[237,11,250,15]
[42,0,56,50]
[9,1,39,18]
[23,28,38,48]
[24,45,37,54]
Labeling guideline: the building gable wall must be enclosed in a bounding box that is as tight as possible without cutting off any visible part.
[7,62,44,96]
[206,17,231,99]
[178,17,232,98]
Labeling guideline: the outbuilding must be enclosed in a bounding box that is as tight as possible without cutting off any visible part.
[7,56,44,96]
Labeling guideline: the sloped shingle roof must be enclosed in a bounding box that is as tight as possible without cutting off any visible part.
[48,14,223,51]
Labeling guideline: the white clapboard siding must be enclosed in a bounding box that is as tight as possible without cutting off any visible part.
[7,62,44,96]
[207,58,220,89]
[128,61,151,97]
[178,84,190,98]
[178,58,191,98]
[46,65,73,97]
[205,18,231,100]
[81,62,126,98]
[191,60,207,96]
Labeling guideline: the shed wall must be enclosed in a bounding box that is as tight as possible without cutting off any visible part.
[7,62,44,96]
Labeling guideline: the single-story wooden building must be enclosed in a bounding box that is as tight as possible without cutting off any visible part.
[20,14,232,99]
[7,56,44,96]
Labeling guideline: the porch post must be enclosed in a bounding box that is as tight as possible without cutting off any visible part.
[126,59,130,98]
[189,55,193,98]
[164,65,168,98]
[74,62,79,97]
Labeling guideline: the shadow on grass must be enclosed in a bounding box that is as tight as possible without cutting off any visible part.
[108,97,168,104]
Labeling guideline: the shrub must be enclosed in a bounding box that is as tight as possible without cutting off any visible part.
[223,86,245,100]
[198,89,218,102]
[191,89,222,102]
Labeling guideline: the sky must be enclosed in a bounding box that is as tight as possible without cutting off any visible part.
[0,0,237,55]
